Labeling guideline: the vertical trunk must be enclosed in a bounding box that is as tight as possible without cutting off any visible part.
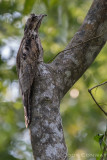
[29,63,68,160]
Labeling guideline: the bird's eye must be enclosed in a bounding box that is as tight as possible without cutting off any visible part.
[32,17,35,21]
[32,16,37,21]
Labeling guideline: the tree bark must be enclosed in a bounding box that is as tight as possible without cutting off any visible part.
[29,0,107,159]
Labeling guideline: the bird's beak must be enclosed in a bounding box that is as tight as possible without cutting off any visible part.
[39,14,47,21]
[35,14,47,30]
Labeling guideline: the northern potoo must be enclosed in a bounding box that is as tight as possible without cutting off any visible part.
[16,14,46,128]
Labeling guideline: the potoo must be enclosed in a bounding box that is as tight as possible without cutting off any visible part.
[16,14,46,128]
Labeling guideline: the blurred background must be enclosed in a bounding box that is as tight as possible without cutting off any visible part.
[0,0,107,160]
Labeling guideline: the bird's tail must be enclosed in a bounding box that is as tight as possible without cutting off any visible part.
[23,91,31,128]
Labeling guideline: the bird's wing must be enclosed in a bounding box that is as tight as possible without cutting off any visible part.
[16,37,38,127]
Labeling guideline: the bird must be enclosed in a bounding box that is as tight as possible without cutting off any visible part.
[16,14,46,128]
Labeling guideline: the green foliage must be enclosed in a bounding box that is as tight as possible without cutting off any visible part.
[23,0,36,14]
[94,129,107,160]
[0,0,107,159]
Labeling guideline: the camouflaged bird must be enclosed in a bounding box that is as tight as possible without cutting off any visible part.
[16,14,46,128]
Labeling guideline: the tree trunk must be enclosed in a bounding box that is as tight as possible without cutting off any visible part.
[28,0,107,159]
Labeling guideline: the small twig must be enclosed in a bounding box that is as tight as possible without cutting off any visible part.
[89,81,107,91]
[100,145,107,160]
[47,33,104,63]
[88,81,107,116]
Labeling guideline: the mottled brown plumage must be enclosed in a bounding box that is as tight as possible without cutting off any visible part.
[16,14,46,127]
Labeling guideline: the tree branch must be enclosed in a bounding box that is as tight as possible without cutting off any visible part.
[50,0,107,99]
[48,33,106,63]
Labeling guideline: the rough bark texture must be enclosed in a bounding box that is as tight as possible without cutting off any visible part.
[29,0,107,159]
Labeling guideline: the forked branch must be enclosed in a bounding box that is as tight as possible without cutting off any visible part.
[88,81,107,116]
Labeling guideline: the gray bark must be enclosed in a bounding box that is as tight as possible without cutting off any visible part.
[29,0,107,159]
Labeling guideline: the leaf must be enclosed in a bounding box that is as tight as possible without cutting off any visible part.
[96,150,103,160]
[23,0,36,15]
[94,134,104,145]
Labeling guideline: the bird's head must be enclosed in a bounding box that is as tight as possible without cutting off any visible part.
[24,14,47,33]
